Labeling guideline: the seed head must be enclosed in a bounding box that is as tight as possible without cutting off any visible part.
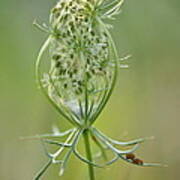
[39,0,121,123]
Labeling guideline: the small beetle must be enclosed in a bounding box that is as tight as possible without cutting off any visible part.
[133,158,144,165]
[125,153,135,160]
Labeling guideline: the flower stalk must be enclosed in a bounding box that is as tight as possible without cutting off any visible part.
[83,129,95,180]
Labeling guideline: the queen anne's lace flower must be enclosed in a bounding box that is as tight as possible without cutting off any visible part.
[33,0,161,179]
[39,0,118,126]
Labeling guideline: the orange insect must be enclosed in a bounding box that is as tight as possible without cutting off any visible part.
[133,158,143,165]
[125,153,135,160]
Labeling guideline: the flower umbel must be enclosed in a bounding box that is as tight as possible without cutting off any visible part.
[37,0,119,127]
[33,0,161,179]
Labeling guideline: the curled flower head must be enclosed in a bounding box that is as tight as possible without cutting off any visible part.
[36,0,123,127]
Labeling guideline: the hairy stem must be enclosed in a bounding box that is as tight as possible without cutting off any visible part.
[83,130,95,180]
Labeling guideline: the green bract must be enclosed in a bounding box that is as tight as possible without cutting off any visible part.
[32,0,161,179]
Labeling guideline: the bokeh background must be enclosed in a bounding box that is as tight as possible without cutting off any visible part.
[0,0,180,179]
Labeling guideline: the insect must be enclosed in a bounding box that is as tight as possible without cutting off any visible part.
[125,153,143,165]
[133,158,144,165]
[125,153,135,160]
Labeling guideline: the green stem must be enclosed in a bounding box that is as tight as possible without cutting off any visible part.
[83,130,95,180]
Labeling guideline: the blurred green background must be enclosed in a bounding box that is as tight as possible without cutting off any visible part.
[0,0,179,179]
